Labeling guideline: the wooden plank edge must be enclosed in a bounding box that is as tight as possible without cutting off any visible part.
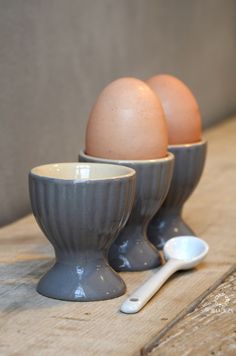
[139,264,236,356]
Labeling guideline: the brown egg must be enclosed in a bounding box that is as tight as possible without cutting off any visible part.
[85,77,168,160]
[146,75,202,145]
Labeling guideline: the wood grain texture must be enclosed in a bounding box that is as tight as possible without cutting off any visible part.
[0,117,236,355]
[144,272,236,356]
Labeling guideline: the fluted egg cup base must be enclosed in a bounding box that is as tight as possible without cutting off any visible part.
[37,255,126,302]
[108,225,161,271]
[79,151,174,272]
[148,210,195,250]
[148,140,207,250]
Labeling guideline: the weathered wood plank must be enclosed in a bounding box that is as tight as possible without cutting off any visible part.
[144,271,236,355]
[0,117,236,355]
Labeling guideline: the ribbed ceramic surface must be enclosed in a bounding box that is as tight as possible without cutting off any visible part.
[109,157,174,271]
[29,171,135,301]
[121,159,174,224]
[29,175,135,257]
[79,151,174,271]
[163,141,207,209]
[148,141,207,249]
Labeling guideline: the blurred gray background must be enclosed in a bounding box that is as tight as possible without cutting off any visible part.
[0,0,236,226]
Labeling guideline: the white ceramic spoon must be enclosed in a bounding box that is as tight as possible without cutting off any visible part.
[120,236,209,314]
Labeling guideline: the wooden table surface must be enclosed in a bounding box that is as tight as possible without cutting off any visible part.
[0,117,236,356]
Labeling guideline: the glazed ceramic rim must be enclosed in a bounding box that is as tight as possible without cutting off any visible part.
[30,162,136,181]
[79,150,174,164]
[168,139,207,149]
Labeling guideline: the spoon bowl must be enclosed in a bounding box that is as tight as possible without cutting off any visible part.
[164,236,209,269]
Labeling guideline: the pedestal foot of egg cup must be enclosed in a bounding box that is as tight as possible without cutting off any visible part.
[37,256,126,301]
[148,140,207,250]
[29,163,136,301]
[79,151,174,272]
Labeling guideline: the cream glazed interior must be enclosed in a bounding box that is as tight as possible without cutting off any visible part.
[31,162,135,181]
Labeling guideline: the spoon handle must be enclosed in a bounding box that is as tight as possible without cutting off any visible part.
[120,259,180,314]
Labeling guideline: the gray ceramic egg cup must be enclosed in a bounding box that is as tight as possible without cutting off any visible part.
[29,163,136,301]
[79,151,174,272]
[148,140,207,250]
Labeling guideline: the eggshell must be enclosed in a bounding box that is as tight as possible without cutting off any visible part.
[146,75,202,145]
[85,77,168,160]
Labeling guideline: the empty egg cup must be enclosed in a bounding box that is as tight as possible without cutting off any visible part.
[79,151,174,272]
[29,163,136,301]
[148,140,207,249]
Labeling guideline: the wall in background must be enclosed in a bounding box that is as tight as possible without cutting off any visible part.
[0,0,236,225]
